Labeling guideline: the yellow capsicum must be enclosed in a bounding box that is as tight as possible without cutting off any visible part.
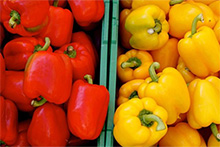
[214,20,220,43]
[159,122,206,147]
[208,125,220,147]
[194,0,216,5]
[117,79,144,106]
[178,14,220,78]
[138,62,190,125]
[117,49,153,83]
[125,5,169,50]
[169,0,216,39]
[131,0,184,15]
[187,76,220,130]
[113,97,168,147]
[209,0,220,21]
[150,38,179,72]
[176,57,197,84]
[119,9,132,49]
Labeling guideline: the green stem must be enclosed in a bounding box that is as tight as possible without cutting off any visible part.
[64,46,77,58]
[53,0,59,7]
[147,19,162,34]
[210,123,220,142]
[189,13,204,38]
[9,10,21,28]
[84,74,93,84]
[149,62,160,82]
[129,91,139,99]
[141,114,166,131]
[34,37,50,52]
[31,96,47,107]
[121,57,142,69]
[169,0,184,6]
[0,140,6,145]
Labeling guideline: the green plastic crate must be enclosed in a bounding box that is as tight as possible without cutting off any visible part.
[105,0,119,146]
[97,0,110,146]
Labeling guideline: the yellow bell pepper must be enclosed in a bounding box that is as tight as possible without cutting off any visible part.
[125,5,169,50]
[113,97,168,147]
[150,38,179,72]
[214,20,220,43]
[176,57,197,84]
[138,62,190,125]
[187,76,220,129]
[119,9,132,49]
[209,0,220,21]
[178,14,220,78]
[194,0,216,5]
[169,0,216,39]
[208,125,220,147]
[120,0,132,9]
[117,49,153,83]
[132,0,185,15]
[159,122,206,147]
[117,79,144,106]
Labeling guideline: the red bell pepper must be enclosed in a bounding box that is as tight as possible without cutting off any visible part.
[11,119,31,147]
[3,37,52,70]
[37,6,73,47]
[0,0,50,36]
[67,74,109,140]
[49,0,67,8]
[0,24,4,45]
[24,38,72,107]
[55,42,95,81]
[0,53,5,94]
[2,71,34,112]
[68,0,104,27]
[27,103,70,146]
[67,135,91,146]
[0,96,18,145]
[72,31,98,68]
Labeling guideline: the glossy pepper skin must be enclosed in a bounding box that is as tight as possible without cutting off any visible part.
[194,0,216,5]
[0,0,49,36]
[24,38,72,106]
[68,75,110,140]
[178,14,220,78]
[168,0,216,39]
[117,79,144,106]
[27,103,70,146]
[119,9,132,49]
[138,62,191,125]
[68,0,104,27]
[125,5,169,50]
[187,76,220,129]
[150,38,179,72]
[159,122,206,147]
[3,37,52,70]
[113,97,168,147]
[72,31,98,68]
[55,42,95,81]
[49,0,67,8]
[209,0,220,21]
[0,53,5,94]
[117,49,153,83]
[0,96,18,145]
[37,6,73,47]
[2,71,34,112]
[214,20,220,43]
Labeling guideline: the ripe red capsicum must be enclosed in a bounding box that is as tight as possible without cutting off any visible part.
[72,31,98,68]
[27,103,70,146]
[3,37,52,70]
[2,71,34,112]
[0,53,5,94]
[68,0,104,28]
[68,74,110,140]
[55,42,95,81]
[0,0,50,36]
[0,24,4,45]
[49,0,67,8]
[24,37,72,107]
[37,5,73,47]
[0,96,18,146]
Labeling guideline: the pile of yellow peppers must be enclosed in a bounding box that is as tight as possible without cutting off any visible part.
[114,0,220,146]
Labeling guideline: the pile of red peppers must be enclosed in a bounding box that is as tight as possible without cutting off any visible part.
[0,0,110,146]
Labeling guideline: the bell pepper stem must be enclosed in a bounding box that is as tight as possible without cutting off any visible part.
[147,20,162,34]
[189,13,204,37]
[129,91,139,99]
[0,140,6,145]
[210,123,220,142]
[53,0,59,7]
[31,96,47,107]
[84,74,93,84]
[149,62,160,82]
[142,114,166,131]
[121,57,142,69]
[34,37,50,52]
[169,0,184,6]
[65,46,77,58]
[9,10,21,28]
